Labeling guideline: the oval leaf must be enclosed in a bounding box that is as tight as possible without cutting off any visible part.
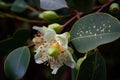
[70,13,120,53]
[76,50,106,80]
[11,0,27,12]
[40,0,67,10]
[4,46,31,80]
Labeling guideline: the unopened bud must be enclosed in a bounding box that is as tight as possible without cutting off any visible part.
[109,3,120,13]
[38,11,59,20]
[48,23,62,33]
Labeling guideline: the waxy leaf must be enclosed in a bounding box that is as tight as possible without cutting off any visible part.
[4,46,30,80]
[11,0,27,12]
[76,50,106,80]
[40,0,67,10]
[70,13,120,53]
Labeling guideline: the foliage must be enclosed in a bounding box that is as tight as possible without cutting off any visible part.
[4,46,30,80]
[0,0,120,80]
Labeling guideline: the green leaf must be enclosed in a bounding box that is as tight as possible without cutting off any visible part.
[76,50,106,80]
[40,0,67,10]
[70,13,120,53]
[66,0,95,13]
[11,0,27,12]
[4,46,31,80]
[0,29,30,59]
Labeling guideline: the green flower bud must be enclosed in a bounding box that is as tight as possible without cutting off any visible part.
[48,47,59,57]
[48,23,62,33]
[98,0,109,4]
[68,47,74,54]
[109,3,120,13]
[38,11,59,20]
[76,57,85,70]
[65,32,71,42]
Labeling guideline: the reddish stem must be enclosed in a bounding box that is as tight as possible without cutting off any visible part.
[62,15,77,30]
[62,0,115,29]
[96,0,115,12]
[62,12,83,30]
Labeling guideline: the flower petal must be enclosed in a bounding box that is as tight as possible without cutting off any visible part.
[49,58,63,74]
[33,26,47,34]
[34,46,48,64]
[44,28,56,42]
[34,53,43,64]
[52,67,59,74]
[56,33,68,48]
[63,50,76,68]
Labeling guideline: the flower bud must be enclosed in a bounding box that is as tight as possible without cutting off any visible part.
[109,3,120,13]
[38,11,59,20]
[76,57,85,70]
[48,47,59,57]
[48,23,62,33]
[98,0,109,4]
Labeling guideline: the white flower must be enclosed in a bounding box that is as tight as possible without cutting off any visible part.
[32,26,76,74]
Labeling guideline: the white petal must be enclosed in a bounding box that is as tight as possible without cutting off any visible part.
[49,58,63,74]
[35,58,43,64]
[56,33,68,48]
[34,52,49,64]
[52,67,59,74]
[33,26,46,34]
[34,52,43,64]
[63,50,76,68]
[34,46,48,64]
[44,28,56,42]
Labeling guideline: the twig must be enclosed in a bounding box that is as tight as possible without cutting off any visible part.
[62,15,77,30]
[62,12,83,30]
[26,5,37,12]
[96,0,115,12]
[0,11,46,23]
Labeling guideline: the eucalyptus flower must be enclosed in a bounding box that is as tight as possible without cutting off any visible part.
[32,26,76,74]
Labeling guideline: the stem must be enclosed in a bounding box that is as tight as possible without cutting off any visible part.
[26,5,37,12]
[96,0,115,12]
[62,12,83,30]
[62,15,77,30]
[0,11,46,23]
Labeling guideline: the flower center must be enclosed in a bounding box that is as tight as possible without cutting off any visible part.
[48,43,61,57]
